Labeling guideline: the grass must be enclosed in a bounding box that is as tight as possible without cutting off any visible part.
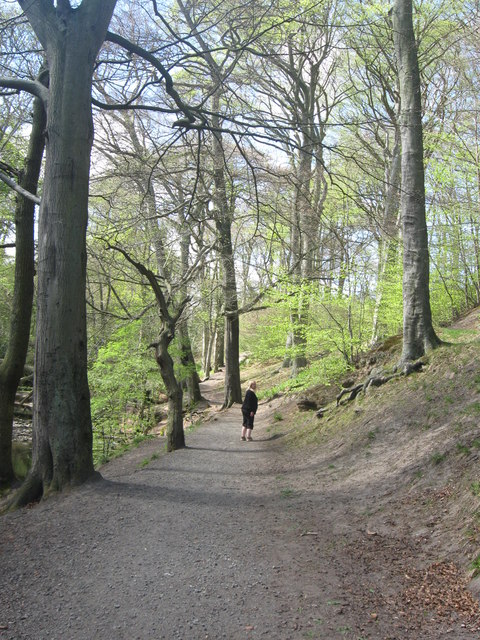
[138,451,160,469]
[463,401,480,415]
[431,452,446,465]
[470,481,480,497]
[456,443,471,455]
[470,554,480,577]
[95,432,155,467]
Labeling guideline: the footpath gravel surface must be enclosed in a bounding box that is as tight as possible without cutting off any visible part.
[1,383,479,639]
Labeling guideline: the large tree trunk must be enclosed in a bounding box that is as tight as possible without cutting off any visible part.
[392,0,440,363]
[10,0,117,507]
[0,93,45,488]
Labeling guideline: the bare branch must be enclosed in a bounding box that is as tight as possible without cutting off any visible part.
[0,76,48,106]
[0,169,41,205]
[105,30,205,127]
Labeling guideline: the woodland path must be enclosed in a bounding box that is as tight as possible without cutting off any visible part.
[1,374,479,640]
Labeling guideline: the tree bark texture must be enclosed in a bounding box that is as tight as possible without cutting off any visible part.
[11,0,117,506]
[0,94,45,487]
[392,0,440,362]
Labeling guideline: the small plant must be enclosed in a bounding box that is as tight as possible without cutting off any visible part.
[464,401,480,415]
[431,452,446,465]
[456,443,471,455]
[273,411,283,422]
[470,481,480,497]
[280,487,295,498]
[367,429,377,441]
[470,554,480,577]
[138,451,160,469]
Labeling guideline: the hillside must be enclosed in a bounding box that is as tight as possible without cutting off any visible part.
[1,312,480,639]
[241,307,480,631]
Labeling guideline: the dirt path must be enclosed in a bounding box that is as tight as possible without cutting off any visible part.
[1,377,479,639]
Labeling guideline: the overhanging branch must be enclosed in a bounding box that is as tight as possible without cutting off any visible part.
[105,30,205,127]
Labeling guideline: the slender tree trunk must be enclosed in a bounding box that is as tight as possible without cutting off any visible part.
[213,316,224,372]
[372,133,402,343]
[202,324,212,379]
[392,0,440,363]
[0,93,45,487]
[10,0,117,507]
[178,207,203,404]
[178,322,202,405]
[211,100,241,407]
[153,331,185,452]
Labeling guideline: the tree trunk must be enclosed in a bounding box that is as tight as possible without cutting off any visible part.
[0,93,45,488]
[10,0,117,507]
[202,323,212,380]
[213,316,224,372]
[178,322,202,406]
[392,0,441,363]
[154,331,185,452]
[371,132,402,343]
[211,101,242,407]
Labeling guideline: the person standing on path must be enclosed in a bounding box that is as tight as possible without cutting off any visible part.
[241,380,258,441]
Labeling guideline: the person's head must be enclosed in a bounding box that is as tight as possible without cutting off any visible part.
[249,380,257,390]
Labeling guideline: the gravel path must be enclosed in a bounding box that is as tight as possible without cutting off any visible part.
[0,403,338,640]
[1,382,479,639]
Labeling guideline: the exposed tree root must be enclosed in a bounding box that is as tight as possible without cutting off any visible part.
[2,469,102,513]
[336,359,424,406]
[3,472,43,512]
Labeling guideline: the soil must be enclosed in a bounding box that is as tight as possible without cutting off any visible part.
[2,319,480,639]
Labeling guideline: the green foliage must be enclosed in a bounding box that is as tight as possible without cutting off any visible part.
[89,321,165,465]
[242,276,375,369]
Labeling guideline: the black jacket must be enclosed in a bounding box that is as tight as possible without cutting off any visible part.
[242,389,258,414]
